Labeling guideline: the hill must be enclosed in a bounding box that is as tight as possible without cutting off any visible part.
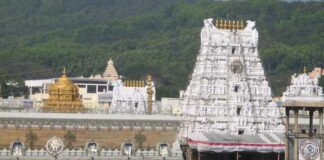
[0,0,323,99]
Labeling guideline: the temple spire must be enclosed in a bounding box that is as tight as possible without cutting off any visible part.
[102,58,119,80]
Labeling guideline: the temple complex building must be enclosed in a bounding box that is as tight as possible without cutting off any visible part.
[25,58,157,114]
[1,17,323,160]
[0,59,180,159]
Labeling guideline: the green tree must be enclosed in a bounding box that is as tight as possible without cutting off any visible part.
[64,130,76,150]
[25,130,38,150]
[134,131,146,150]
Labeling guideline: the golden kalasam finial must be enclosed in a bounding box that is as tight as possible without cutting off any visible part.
[141,81,145,87]
[240,21,245,30]
[236,20,240,30]
[136,80,139,87]
[304,66,307,74]
[63,67,66,75]
[220,19,224,29]
[215,19,219,28]
[224,20,228,29]
[229,20,232,30]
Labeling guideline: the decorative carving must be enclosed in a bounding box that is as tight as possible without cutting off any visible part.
[45,136,64,159]
[230,60,244,74]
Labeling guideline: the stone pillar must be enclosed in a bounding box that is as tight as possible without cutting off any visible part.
[319,109,323,160]
[285,108,290,160]
[294,109,299,160]
[198,151,200,160]
[309,109,314,137]
[186,146,192,160]
[319,109,323,134]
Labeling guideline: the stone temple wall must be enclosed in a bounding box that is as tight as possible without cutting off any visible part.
[0,112,182,150]
[0,128,177,149]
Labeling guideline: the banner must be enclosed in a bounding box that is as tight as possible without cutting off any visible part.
[299,139,321,160]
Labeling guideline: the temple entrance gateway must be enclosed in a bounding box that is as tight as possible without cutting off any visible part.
[179,18,285,159]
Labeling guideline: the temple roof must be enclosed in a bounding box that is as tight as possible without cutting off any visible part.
[102,58,119,80]
[50,68,77,90]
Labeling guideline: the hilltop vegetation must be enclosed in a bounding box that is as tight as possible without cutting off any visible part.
[0,0,323,98]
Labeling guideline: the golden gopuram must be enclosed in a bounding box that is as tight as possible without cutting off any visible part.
[43,68,84,112]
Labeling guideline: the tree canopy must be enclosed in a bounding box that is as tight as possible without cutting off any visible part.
[0,0,323,98]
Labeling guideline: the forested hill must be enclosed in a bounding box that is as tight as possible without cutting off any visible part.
[0,0,323,99]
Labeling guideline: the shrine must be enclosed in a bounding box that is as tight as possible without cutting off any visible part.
[43,68,84,113]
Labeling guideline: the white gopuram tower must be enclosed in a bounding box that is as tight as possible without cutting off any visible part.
[283,67,323,101]
[180,18,284,137]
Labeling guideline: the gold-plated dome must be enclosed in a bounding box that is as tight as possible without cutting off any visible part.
[43,68,84,113]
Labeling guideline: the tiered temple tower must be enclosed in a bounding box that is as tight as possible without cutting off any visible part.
[102,58,119,80]
[180,18,284,136]
[283,67,323,100]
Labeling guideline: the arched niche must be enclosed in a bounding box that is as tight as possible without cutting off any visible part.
[156,143,169,157]
[10,140,25,156]
[85,140,99,156]
[121,142,134,156]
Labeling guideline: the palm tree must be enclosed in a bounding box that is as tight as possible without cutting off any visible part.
[134,131,146,150]
[25,130,38,150]
[64,131,76,149]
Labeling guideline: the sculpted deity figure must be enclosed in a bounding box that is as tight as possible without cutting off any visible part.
[244,20,256,31]
[203,18,214,28]
[13,145,22,156]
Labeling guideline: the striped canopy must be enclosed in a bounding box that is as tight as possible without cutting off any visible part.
[188,132,285,153]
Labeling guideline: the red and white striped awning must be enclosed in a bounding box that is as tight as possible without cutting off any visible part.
[187,132,285,153]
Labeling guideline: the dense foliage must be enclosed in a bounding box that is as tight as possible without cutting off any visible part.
[0,0,323,98]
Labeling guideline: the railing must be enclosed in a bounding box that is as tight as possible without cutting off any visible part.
[0,107,180,116]
[0,148,183,158]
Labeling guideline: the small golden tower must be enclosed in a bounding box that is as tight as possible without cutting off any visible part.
[44,68,84,113]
